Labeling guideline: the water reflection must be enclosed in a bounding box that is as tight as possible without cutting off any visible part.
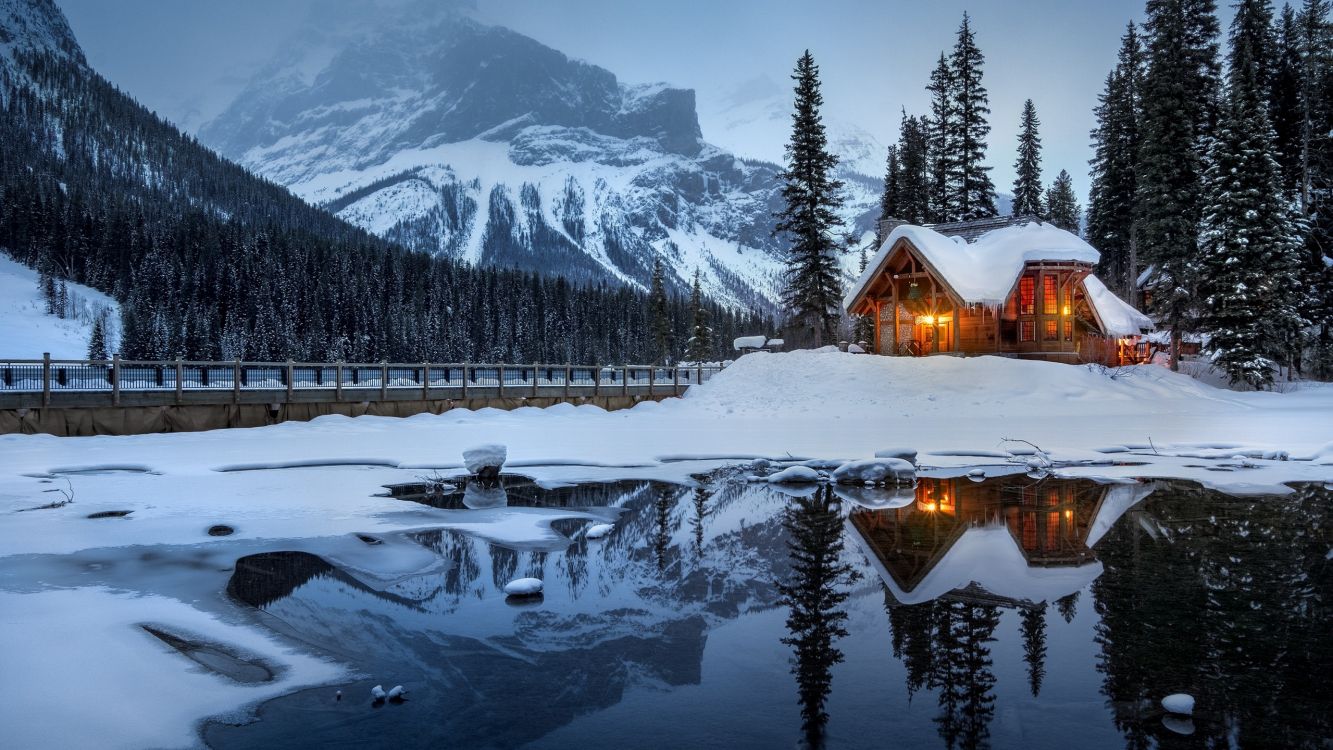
[202,475,1331,749]
[778,486,853,747]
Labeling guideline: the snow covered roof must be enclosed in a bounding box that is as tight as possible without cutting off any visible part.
[733,335,768,351]
[847,219,1098,311]
[1084,276,1155,337]
[844,221,1101,311]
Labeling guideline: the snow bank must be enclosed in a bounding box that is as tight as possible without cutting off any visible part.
[0,588,342,750]
[766,465,821,484]
[0,253,120,358]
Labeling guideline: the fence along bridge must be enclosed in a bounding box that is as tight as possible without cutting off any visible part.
[0,354,724,436]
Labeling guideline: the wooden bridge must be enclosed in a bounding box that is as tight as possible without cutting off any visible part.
[0,354,725,436]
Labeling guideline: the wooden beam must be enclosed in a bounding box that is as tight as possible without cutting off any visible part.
[892,281,900,355]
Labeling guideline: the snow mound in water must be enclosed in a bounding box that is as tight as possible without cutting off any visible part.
[463,444,506,475]
[832,458,915,485]
[585,523,614,539]
[767,465,821,484]
[1162,693,1195,715]
[503,577,542,596]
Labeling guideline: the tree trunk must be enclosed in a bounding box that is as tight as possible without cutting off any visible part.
[1170,327,1181,372]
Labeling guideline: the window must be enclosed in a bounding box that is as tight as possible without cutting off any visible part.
[1021,320,1035,342]
[1045,320,1058,340]
[1064,319,1073,341]
[1019,276,1035,315]
[1042,275,1057,315]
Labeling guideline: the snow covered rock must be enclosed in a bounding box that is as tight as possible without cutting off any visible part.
[387,685,406,701]
[503,577,543,597]
[874,447,918,464]
[1161,693,1195,715]
[585,523,614,539]
[846,343,866,353]
[833,485,916,510]
[766,466,822,484]
[831,458,915,485]
[371,684,387,701]
[463,444,506,478]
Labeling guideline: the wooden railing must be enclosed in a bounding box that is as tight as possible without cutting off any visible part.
[0,354,726,409]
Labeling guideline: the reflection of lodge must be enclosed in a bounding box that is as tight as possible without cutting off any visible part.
[849,476,1150,607]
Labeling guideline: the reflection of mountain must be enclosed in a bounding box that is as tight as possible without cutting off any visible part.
[849,476,1154,607]
[210,479,801,748]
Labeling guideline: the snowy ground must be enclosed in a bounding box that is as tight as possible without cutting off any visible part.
[0,252,119,358]
[1,349,1330,748]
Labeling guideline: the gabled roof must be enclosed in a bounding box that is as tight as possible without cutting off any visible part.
[845,220,1101,311]
[1084,276,1155,336]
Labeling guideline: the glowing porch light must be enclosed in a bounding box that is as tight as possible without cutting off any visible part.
[921,501,938,512]
[920,314,936,326]
[1062,304,1071,316]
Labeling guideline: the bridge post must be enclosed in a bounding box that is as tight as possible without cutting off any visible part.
[112,354,120,407]
[335,362,343,402]
[673,364,679,395]
[286,360,294,403]
[461,364,469,401]
[532,362,539,398]
[498,365,505,399]
[42,353,50,407]
[564,364,571,399]
[422,362,429,401]
[175,359,183,405]
[622,365,628,397]
[649,365,656,396]
[233,360,241,404]
[380,362,388,401]
[593,363,600,397]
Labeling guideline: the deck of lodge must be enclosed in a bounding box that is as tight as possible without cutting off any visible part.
[0,356,723,436]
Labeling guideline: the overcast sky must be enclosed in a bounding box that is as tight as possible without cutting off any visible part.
[55,0,1240,202]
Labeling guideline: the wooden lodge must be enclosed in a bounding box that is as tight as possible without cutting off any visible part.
[844,217,1153,366]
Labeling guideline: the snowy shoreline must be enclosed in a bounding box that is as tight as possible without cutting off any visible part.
[1,350,1331,748]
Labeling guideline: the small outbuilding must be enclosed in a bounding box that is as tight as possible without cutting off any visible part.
[844,218,1153,366]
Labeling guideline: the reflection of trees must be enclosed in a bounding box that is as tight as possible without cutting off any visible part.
[1020,605,1047,697]
[691,485,710,556]
[884,596,1002,749]
[653,486,673,572]
[1092,481,1332,749]
[1054,591,1078,623]
[778,486,852,747]
[490,545,518,588]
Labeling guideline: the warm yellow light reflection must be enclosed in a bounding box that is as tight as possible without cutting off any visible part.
[920,315,935,326]
[921,502,938,512]
[1064,509,1074,519]
[1062,305,1071,316]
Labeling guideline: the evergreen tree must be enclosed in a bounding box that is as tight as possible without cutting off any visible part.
[1271,4,1304,195]
[774,51,846,347]
[893,112,932,225]
[1197,2,1306,388]
[1296,0,1333,377]
[39,269,57,315]
[1044,169,1082,233]
[925,53,957,223]
[879,143,900,231]
[55,280,69,319]
[1011,99,1044,216]
[853,246,875,346]
[684,269,713,362]
[1088,23,1146,301]
[1137,0,1221,369]
[648,257,671,363]
[86,311,108,360]
[949,12,998,219]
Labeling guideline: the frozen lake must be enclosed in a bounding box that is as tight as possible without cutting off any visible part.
[174,474,1332,749]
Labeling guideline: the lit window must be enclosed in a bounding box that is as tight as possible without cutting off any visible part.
[1043,276,1057,315]
[1021,320,1035,342]
[1045,320,1058,340]
[1019,276,1035,315]
[1064,319,1073,341]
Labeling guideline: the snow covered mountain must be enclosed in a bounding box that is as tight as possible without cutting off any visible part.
[200,9,879,311]
[699,74,889,181]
